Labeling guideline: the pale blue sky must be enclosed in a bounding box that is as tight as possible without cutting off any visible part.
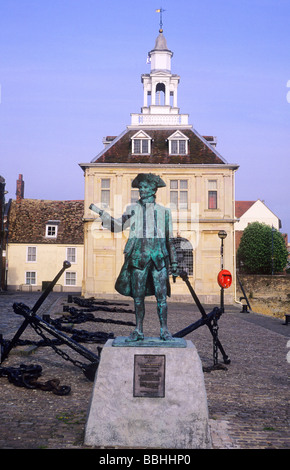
[1,0,290,234]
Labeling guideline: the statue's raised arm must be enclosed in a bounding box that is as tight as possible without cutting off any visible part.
[89,203,133,233]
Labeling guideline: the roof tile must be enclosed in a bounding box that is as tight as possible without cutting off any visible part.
[94,129,225,164]
[235,201,256,218]
[8,199,84,244]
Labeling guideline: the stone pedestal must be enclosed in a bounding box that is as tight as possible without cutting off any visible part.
[84,339,212,449]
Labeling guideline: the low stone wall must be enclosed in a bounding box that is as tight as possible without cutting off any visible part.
[237,274,290,319]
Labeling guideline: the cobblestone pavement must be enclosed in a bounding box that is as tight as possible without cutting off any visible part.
[0,291,289,450]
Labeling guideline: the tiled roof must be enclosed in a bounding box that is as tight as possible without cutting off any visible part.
[92,128,226,164]
[235,200,282,228]
[8,199,84,244]
[235,201,256,218]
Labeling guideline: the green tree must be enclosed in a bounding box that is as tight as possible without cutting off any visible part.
[237,222,288,274]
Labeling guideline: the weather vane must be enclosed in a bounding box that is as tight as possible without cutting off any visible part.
[156,7,166,33]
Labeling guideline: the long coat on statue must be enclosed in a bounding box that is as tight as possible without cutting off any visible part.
[100,200,177,298]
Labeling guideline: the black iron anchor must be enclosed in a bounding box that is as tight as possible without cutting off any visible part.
[0,261,100,381]
[173,270,230,368]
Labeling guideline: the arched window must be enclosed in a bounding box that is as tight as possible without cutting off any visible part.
[156,83,165,105]
[171,237,193,275]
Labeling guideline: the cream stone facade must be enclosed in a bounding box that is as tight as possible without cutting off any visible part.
[80,30,239,304]
[6,196,84,292]
[7,243,83,292]
[81,164,237,303]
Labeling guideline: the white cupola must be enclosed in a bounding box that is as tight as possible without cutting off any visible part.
[141,31,179,112]
[129,27,191,129]
[149,32,173,73]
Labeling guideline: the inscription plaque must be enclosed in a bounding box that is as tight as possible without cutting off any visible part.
[133,354,165,398]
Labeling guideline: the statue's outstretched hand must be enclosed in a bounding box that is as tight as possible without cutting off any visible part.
[89,204,104,216]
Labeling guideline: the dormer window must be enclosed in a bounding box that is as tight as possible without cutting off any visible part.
[45,220,60,238]
[168,131,189,155]
[131,130,151,154]
[171,140,186,154]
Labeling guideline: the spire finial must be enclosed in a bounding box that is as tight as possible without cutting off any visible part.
[156,7,166,33]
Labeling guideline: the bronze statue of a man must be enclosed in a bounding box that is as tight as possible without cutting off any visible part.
[90,173,178,341]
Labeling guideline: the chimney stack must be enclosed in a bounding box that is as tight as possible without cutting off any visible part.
[16,174,24,203]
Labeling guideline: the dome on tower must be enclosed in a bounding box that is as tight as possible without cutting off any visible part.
[153,32,171,52]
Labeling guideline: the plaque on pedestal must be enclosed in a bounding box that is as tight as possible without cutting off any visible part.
[84,339,212,449]
[133,354,165,397]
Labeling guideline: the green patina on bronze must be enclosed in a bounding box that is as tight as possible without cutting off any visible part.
[112,336,186,348]
[90,173,181,346]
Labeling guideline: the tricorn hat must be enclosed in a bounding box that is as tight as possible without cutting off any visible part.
[131,173,166,189]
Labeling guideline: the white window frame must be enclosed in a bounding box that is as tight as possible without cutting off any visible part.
[131,189,139,203]
[130,179,139,203]
[131,131,151,155]
[100,178,111,208]
[169,179,189,211]
[207,179,218,210]
[27,246,37,262]
[132,139,150,154]
[45,224,58,238]
[168,131,189,155]
[65,271,77,286]
[66,247,77,264]
[25,271,37,285]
